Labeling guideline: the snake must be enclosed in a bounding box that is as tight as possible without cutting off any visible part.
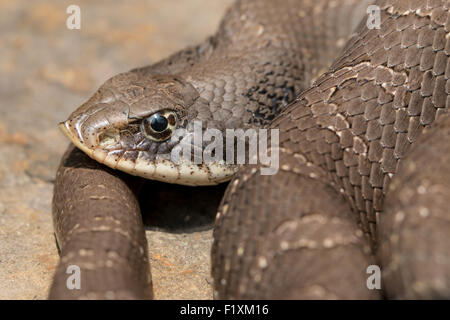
[50,0,450,299]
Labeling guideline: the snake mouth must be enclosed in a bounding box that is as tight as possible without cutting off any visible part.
[58,121,236,186]
[58,121,94,157]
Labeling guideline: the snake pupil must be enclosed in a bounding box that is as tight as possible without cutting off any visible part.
[149,113,168,132]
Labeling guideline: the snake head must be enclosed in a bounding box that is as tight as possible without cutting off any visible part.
[59,71,237,185]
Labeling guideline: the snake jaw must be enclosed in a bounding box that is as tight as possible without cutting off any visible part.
[58,119,236,185]
[58,121,94,157]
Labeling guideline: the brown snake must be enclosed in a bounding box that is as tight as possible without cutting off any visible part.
[50,0,449,299]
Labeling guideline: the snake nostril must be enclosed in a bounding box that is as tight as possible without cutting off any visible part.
[98,129,120,147]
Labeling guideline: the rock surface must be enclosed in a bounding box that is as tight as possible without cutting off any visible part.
[0,0,233,300]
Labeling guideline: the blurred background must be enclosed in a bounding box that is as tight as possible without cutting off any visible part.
[0,0,234,299]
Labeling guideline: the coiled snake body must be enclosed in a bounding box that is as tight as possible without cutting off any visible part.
[51,0,450,299]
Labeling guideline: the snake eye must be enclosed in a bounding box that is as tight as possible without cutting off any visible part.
[141,110,177,142]
[149,113,168,132]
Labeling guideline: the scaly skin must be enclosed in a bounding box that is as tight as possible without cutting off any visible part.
[50,145,152,299]
[52,0,449,299]
[379,114,450,299]
[213,0,449,299]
